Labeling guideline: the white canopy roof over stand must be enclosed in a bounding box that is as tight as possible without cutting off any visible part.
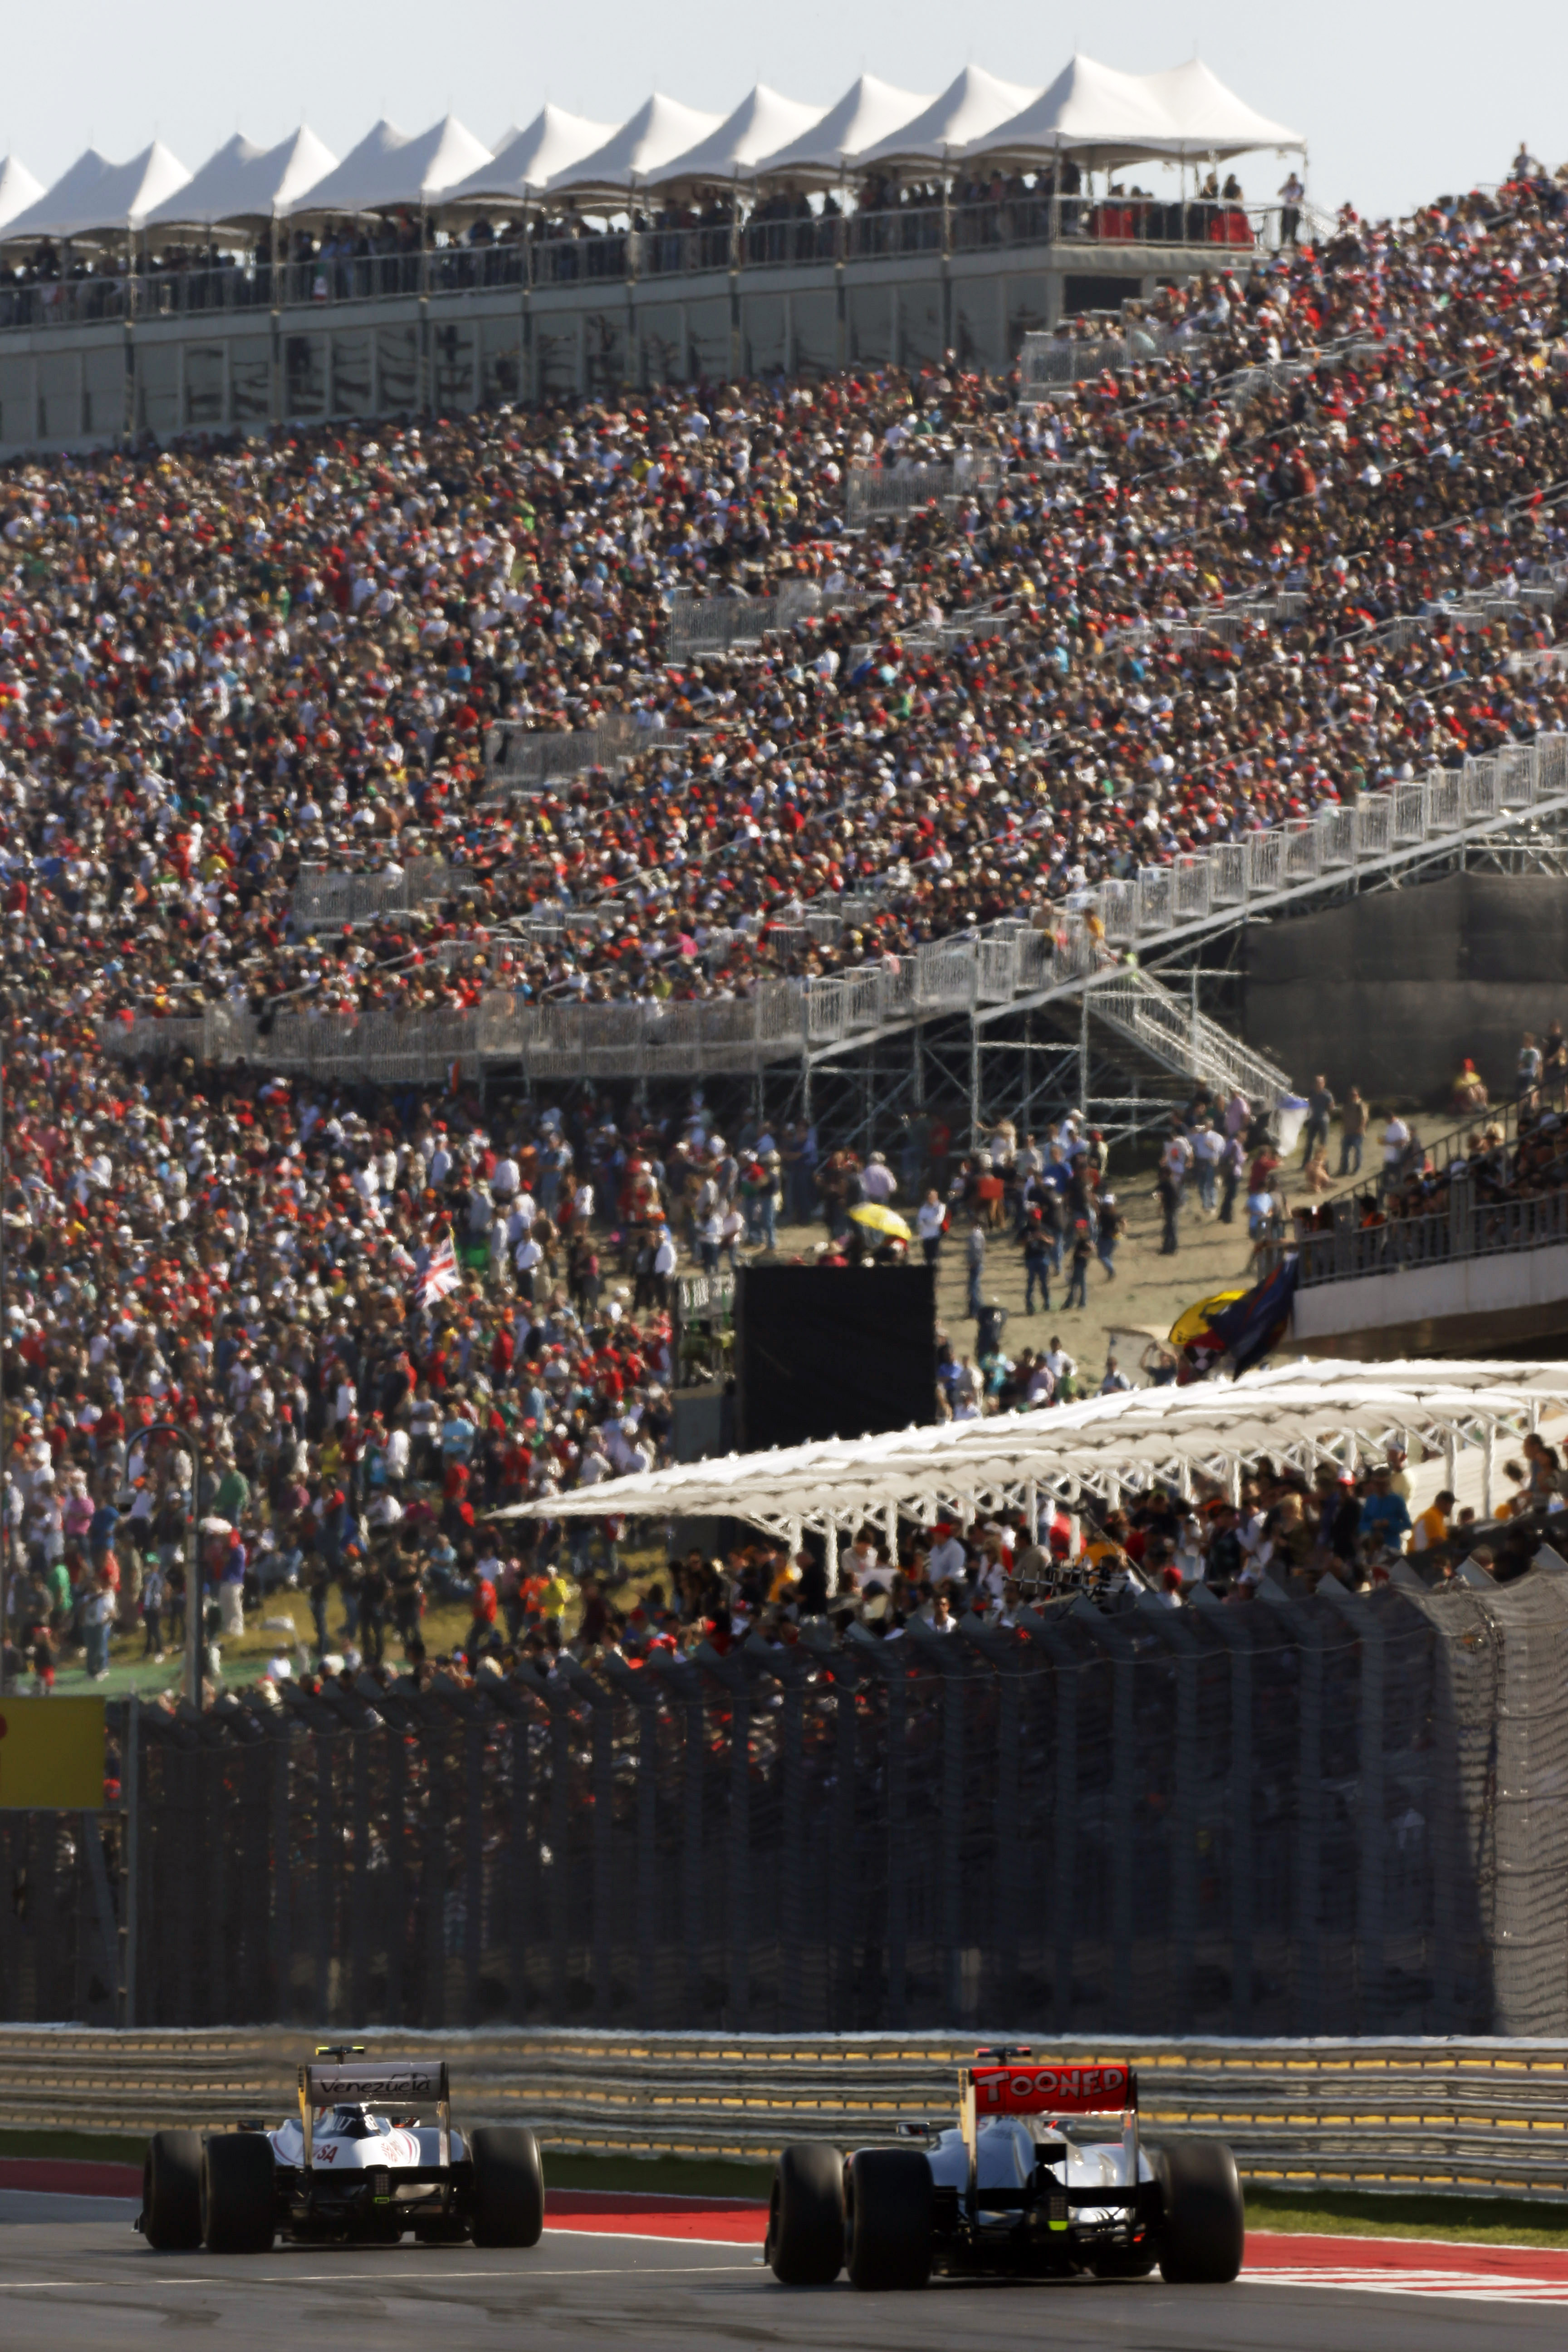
[6,141,191,243]
[649,86,828,191]
[0,157,45,233]
[750,74,935,189]
[445,105,617,206]
[967,54,1176,173]
[145,127,337,231]
[851,65,1040,172]
[496,1362,1568,1545]
[289,114,492,217]
[548,94,723,204]
[1137,58,1304,160]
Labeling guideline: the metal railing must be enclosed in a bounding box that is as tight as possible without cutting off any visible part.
[1290,1181,1568,1290]
[666,579,867,663]
[290,856,448,933]
[7,2027,1568,2193]
[482,712,670,798]
[844,450,1005,528]
[108,735,1568,1086]
[1087,969,1291,1107]
[0,200,1294,338]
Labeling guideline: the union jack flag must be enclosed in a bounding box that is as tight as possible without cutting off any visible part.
[412,1231,460,1308]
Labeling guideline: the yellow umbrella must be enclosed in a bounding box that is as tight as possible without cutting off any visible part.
[1168,1289,1245,1349]
[849,1202,913,1241]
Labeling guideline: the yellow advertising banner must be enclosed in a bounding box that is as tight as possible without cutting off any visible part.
[0,1697,107,1809]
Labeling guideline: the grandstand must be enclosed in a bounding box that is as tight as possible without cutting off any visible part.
[0,55,1311,449]
[1,125,1568,1669]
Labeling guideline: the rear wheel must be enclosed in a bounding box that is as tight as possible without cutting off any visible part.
[1152,2138,1244,2284]
[142,2131,203,2252]
[200,2132,276,2254]
[765,2142,844,2285]
[469,2126,545,2248]
[844,2148,931,2292]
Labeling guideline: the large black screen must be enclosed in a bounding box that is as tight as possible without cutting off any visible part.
[734,1264,936,1451]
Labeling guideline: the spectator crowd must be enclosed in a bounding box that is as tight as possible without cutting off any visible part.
[4,155,1568,1694]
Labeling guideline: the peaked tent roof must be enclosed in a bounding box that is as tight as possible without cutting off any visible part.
[852,64,1040,169]
[964,52,1177,171]
[445,104,617,204]
[548,93,724,198]
[145,127,338,229]
[288,113,492,216]
[0,157,44,233]
[5,140,191,241]
[647,85,827,189]
[750,74,935,186]
[1136,58,1304,157]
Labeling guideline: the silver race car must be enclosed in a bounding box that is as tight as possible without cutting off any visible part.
[139,2048,544,2254]
[765,2047,1245,2291]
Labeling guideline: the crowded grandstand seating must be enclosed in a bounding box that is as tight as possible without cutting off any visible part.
[4,160,1568,1686]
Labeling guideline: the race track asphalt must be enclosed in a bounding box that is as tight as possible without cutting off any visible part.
[0,2194,1565,2352]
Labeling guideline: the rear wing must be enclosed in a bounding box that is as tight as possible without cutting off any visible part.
[298,2053,451,2171]
[960,2056,1139,2198]
[966,2060,1136,2119]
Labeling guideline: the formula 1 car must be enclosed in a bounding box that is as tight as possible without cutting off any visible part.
[138,2048,544,2254]
[765,2048,1243,2291]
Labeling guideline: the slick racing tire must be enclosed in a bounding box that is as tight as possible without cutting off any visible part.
[766,2142,845,2285]
[142,2130,203,2251]
[1151,2137,1245,2284]
[469,2126,545,2248]
[200,2131,276,2254]
[843,2147,932,2292]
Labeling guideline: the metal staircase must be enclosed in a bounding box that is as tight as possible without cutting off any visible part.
[1083,968,1292,1106]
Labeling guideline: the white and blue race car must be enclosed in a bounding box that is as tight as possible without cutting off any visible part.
[139,2048,544,2254]
[766,2048,1244,2291]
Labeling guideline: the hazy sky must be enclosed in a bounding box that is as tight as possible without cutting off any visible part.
[2,0,1561,226]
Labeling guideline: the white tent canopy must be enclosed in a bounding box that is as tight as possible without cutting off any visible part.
[289,113,492,217]
[5,141,191,242]
[648,85,827,190]
[1136,58,1304,160]
[852,65,1040,172]
[445,105,617,206]
[144,127,337,231]
[548,94,723,200]
[750,74,935,188]
[495,1362,1568,1539]
[962,53,1177,172]
[0,157,45,233]
[969,51,1303,172]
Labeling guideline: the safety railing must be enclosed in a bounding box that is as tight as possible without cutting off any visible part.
[0,201,1294,339]
[1086,969,1291,1105]
[482,712,669,798]
[666,578,867,662]
[844,449,1004,528]
[289,856,448,932]
[7,2027,1568,2192]
[1288,1180,1568,1291]
[111,734,1568,1085]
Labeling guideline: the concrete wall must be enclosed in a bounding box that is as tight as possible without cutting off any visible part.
[1243,873,1568,1107]
[0,242,1178,463]
[1289,1237,1568,1359]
